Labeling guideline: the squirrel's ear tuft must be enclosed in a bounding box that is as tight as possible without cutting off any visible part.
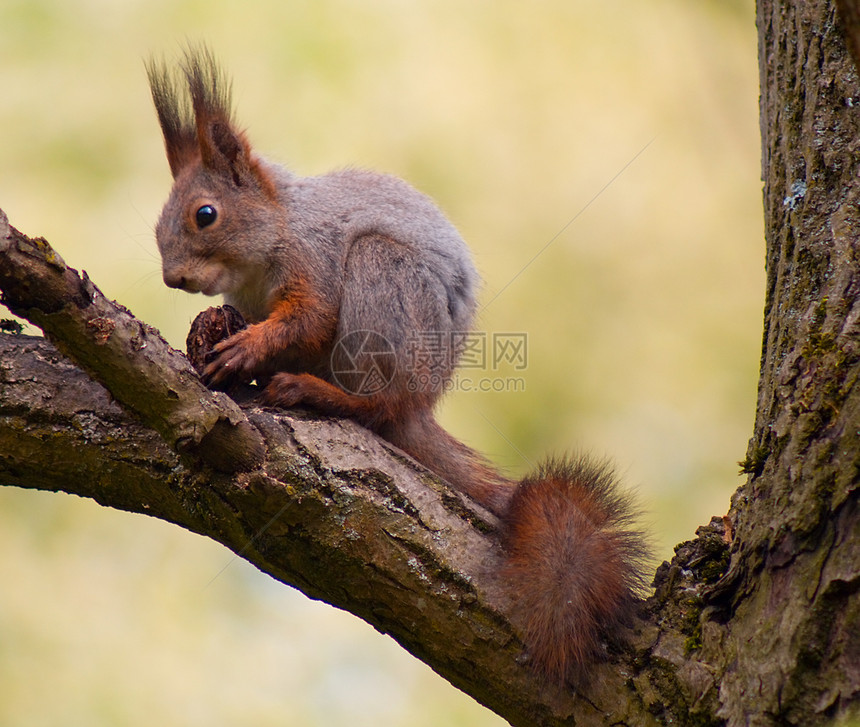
[180,44,234,170]
[147,45,277,196]
[146,56,198,178]
[181,45,277,197]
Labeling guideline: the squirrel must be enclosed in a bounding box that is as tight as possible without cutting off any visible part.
[146,46,648,684]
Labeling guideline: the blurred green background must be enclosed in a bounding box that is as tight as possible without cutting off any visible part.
[0,1,761,725]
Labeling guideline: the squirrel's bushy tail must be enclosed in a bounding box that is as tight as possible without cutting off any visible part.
[387,416,648,683]
[502,456,648,682]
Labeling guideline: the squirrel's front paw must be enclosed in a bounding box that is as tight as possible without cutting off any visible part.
[203,327,264,387]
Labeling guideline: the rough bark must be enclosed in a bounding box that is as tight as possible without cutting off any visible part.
[712,1,860,723]
[2,3,860,721]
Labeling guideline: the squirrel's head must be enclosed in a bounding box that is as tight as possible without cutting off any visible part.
[147,47,281,297]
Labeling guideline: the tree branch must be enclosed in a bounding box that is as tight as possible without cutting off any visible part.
[2,208,695,724]
[0,209,263,473]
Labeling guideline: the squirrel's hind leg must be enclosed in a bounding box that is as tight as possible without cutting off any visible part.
[262,372,389,425]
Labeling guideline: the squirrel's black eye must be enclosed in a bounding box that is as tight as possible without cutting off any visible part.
[195,205,218,229]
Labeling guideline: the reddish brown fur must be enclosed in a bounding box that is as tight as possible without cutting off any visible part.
[266,287,339,353]
[203,277,339,387]
[502,457,648,682]
[263,372,382,421]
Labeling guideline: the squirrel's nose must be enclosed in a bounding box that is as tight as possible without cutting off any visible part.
[163,270,187,289]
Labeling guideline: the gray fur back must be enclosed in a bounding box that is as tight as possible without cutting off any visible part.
[273,164,479,334]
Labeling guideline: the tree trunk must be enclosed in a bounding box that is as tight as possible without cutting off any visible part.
[1,2,859,723]
[711,0,860,723]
